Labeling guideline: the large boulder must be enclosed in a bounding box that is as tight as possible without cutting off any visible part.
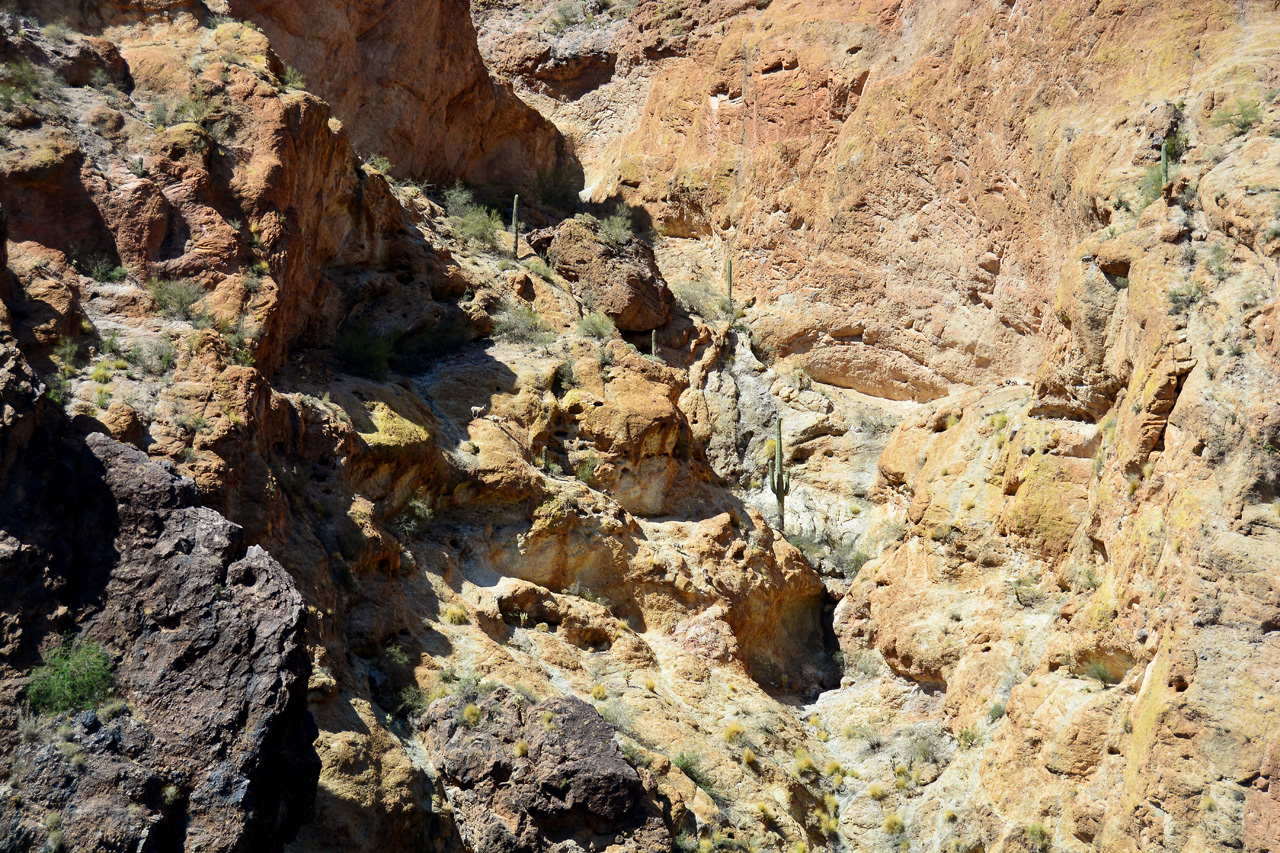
[0,431,318,853]
[419,688,671,852]
[540,216,674,331]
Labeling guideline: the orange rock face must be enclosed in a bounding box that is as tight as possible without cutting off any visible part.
[224,0,565,187]
[480,0,1253,396]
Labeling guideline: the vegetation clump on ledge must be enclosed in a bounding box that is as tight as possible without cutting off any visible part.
[25,636,115,714]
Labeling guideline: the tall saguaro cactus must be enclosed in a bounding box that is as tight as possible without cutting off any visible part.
[725,253,733,310]
[511,194,520,258]
[767,419,791,530]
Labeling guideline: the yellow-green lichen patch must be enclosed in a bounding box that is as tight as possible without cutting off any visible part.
[1001,454,1090,559]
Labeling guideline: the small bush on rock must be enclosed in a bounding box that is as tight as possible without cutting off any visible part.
[1085,660,1120,686]
[493,301,555,346]
[525,256,554,279]
[26,636,114,714]
[391,488,434,537]
[575,454,601,485]
[149,279,206,321]
[443,183,503,250]
[85,254,127,283]
[280,66,306,90]
[398,685,428,717]
[0,60,54,109]
[1026,822,1051,852]
[672,751,714,795]
[577,311,615,340]
[598,205,634,247]
[673,281,730,321]
[1211,96,1262,136]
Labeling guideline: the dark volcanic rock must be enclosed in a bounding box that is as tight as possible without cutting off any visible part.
[420,688,671,852]
[0,415,318,852]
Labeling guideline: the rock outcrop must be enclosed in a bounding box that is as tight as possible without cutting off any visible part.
[0,422,316,853]
[535,216,674,331]
[476,2,1280,851]
[222,0,566,187]
[420,688,670,852]
[2,1,1279,853]
[16,0,566,189]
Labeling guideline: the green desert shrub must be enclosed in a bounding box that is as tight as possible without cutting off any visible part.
[391,488,434,537]
[443,183,503,250]
[1206,244,1231,282]
[1085,660,1120,686]
[547,1,583,33]
[598,206,633,247]
[0,60,54,109]
[575,454,601,485]
[85,254,127,283]
[149,278,206,320]
[1210,96,1262,136]
[25,636,114,714]
[280,65,306,90]
[525,256,554,279]
[577,311,615,340]
[364,153,393,174]
[672,751,714,795]
[673,281,730,321]
[1166,281,1207,314]
[493,301,555,346]
[1139,164,1164,208]
[398,685,427,718]
[334,319,393,377]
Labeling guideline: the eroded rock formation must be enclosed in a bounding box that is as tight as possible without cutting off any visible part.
[0,1,1277,852]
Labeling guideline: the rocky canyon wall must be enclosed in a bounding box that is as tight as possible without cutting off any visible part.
[0,1,1278,852]
[16,0,566,188]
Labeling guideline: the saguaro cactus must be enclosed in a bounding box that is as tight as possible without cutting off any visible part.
[725,253,733,310]
[767,419,791,530]
[511,194,520,258]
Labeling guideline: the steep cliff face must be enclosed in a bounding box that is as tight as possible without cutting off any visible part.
[221,0,566,187]
[480,0,1262,394]
[16,0,566,188]
[475,1,1280,851]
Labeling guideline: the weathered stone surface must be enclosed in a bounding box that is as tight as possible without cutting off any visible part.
[223,0,564,188]
[420,688,670,852]
[538,216,674,331]
[0,427,316,853]
[2,3,1279,853]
